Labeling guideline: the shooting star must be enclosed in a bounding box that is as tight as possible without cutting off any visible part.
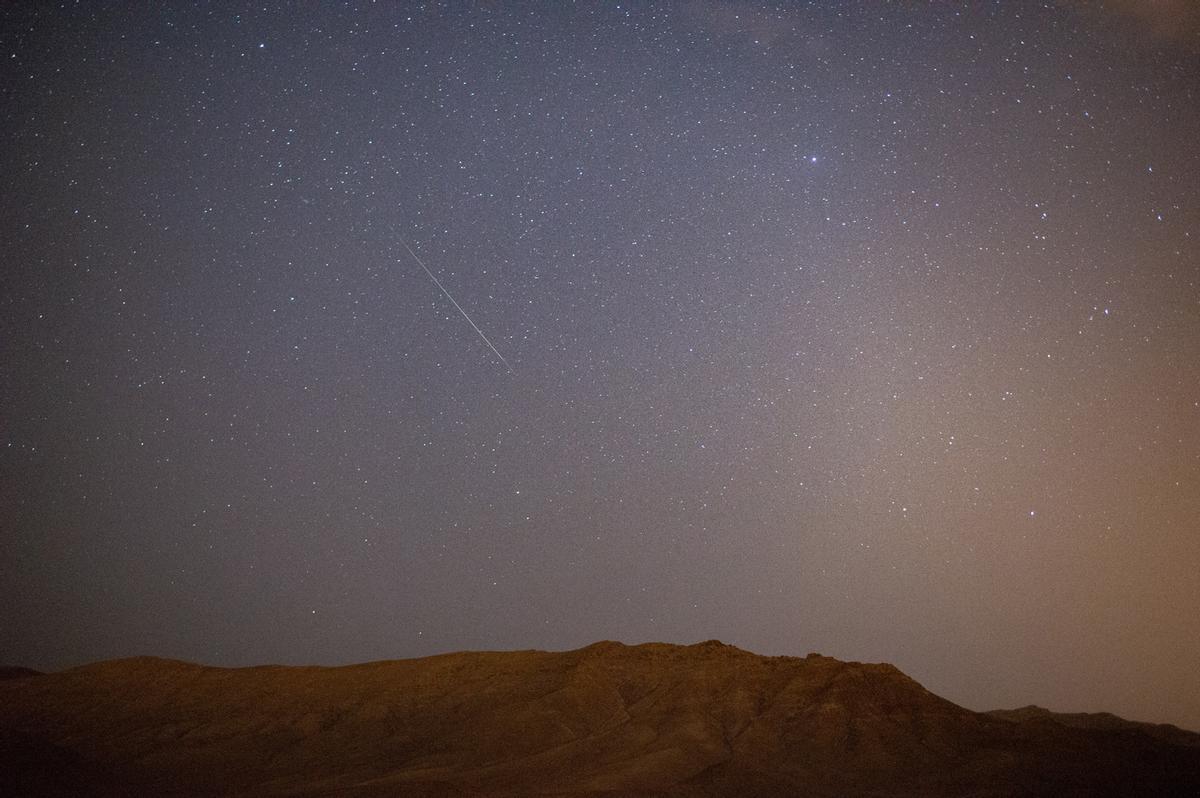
[400,238,513,372]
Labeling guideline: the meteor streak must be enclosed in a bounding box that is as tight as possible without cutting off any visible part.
[400,238,512,372]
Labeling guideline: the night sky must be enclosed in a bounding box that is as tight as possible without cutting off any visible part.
[3,1,1199,730]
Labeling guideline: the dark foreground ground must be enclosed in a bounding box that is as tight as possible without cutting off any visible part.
[2,641,1198,797]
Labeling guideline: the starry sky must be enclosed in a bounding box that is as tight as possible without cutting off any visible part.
[2,1,1199,729]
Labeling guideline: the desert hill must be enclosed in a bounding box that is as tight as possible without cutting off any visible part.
[987,705,1200,750]
[2,640,1198,796]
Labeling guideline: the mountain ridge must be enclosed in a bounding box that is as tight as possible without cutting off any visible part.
[2,641,1198,796]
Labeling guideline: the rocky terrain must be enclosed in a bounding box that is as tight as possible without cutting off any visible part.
[2,640,1198,796]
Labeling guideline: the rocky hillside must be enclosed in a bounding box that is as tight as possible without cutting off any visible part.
[2,641,1198,796]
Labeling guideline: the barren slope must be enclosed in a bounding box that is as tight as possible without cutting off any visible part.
[2,641,1197,796]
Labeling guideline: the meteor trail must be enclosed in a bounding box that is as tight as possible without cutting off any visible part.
[400,238,513,372]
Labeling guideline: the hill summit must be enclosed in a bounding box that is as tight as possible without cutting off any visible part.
[2,641,1198,796]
